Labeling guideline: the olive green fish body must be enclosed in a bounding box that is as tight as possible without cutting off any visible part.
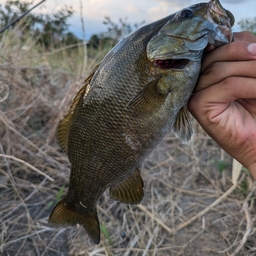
[49,0,234,244]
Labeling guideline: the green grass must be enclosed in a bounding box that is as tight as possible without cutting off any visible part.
[47,185,66,209]
[217,159,229,174]
[100,223,113,244]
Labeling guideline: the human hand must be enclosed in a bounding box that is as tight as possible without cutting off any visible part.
[188,32,256,179]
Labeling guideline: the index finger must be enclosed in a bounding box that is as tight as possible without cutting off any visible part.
[234,31,256,42]
[201,41,256,72]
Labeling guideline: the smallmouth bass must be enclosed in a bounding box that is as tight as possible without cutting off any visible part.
[49,0,234,244]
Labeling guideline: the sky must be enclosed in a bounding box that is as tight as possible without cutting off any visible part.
[2,0,256,40]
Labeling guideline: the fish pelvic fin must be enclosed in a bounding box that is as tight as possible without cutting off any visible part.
[110,168,144,204]
[173,106,193,144]
[57,64,100,154]
[48,199,100,244]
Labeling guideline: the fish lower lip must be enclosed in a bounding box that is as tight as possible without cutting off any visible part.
[154,59,189,69]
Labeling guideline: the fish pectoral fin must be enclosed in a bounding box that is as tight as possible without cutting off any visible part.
[110,168,144,205]
[126,78,164,110]
[173,106,193,144]
[48,198,100,244]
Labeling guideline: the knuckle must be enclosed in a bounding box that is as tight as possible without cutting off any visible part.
[201,62,220,77]
[188,94,201,115]
[187,95,197,113]
[220,77,235,88]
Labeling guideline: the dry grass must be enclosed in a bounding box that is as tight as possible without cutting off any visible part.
[1,29,256,256]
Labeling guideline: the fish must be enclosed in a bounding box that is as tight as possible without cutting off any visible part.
[48,0,234,244]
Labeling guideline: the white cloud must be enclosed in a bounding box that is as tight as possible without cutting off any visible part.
[123,5,138,14]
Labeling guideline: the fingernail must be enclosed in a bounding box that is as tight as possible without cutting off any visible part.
[248,43,256,55]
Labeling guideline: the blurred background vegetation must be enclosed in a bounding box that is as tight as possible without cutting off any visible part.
[0,0,144,54]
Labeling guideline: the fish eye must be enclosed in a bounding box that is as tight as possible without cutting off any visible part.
[179,9,194,19]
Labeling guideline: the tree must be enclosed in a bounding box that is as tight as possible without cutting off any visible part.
[0,0,79,48]
[103,16,145,44]
[88,34,100,49]
[0,0,42,35]
[37,5,75,48]
[238,17,256,34]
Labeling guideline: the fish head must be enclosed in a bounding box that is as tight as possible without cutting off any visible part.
[146,0,234,99]
[145,0,234,142]
[147,0,234,67]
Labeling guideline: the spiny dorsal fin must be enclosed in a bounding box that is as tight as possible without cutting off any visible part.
[173,106,193,144]
[109,168,144,204]
[56,64,100,154]
[48,198,100,244]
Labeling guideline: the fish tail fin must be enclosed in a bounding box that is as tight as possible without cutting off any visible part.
[48,199,100,244]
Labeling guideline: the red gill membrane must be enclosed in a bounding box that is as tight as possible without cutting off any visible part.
[154,59,189,69]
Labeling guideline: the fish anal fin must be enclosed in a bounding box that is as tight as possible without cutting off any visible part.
[110,168,144,205]
[173,106,193,144]
[48,199,100,244]
[57,64,100,154]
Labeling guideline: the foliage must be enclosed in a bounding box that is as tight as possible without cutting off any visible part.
[100,223,112,244]
[0,0,81,48]
[0,1,146,54]
[87,16,145,55]
[102,16,145,44]
[238,17,256,34]
[0,0,41,34]
[87,33,114,52]
[47,185,66,209]
[217,159,228,174]
[36,4,78,48]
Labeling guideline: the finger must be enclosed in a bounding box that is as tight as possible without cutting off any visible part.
[236,98,256,115]
[195,60,256,91]
[189,76,256,117]
[201,42,256,72]
[234,31,256,42]
[203,32,256,53]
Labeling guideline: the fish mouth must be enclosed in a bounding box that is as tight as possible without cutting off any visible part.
[209,0,234,27]
[153,59,189,70]
[207,0,234,42]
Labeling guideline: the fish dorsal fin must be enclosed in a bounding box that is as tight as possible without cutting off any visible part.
[57,64,100,154]
[173,106,193,144]
[48,198,100,244]
[109,168,144,204]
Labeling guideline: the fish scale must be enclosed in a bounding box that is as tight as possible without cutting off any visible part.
[49,0,234,244]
